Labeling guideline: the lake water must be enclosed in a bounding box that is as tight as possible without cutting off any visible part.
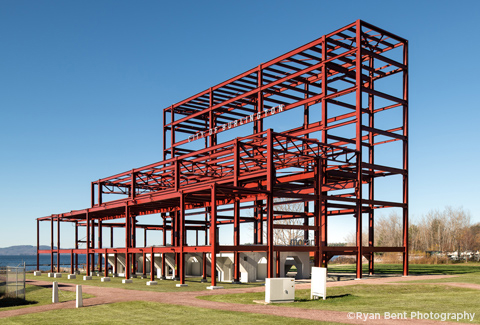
[0,255,87,271]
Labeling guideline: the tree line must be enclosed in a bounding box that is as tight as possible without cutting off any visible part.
[371,207,480,253]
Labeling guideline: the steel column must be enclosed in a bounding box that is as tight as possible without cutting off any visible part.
[403,40,409,277]
[50,217,54,272]
[86,212,90,277]
[179,193,185,285]
[150,247,155,281]
[125,206,130,280]
[266,129,274,278]
[210,184,217,287]
[355,20,363,279]
[36,219,39,271]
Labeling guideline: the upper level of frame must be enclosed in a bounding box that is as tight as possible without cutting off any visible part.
[163,20,407,159]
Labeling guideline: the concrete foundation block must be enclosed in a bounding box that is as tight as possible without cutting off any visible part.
[68,274,76,279]
[48,272,54,278]
[122,279,133,284]
[101,277,111,282]
[146,281,158,285]
[54,273,62,278]
[206,286,224,290]
[176,284,188,287]
[34,271,42,276]
[83,276,92,280]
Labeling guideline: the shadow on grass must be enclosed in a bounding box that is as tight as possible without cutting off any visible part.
[295,294,354,302]
[0,297,37,308]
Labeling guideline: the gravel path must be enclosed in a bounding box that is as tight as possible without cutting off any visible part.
[0,274,476,324]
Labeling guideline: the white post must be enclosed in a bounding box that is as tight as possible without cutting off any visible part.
[76,285,83,308]
[52,281,59,303]
[310,267,327,300]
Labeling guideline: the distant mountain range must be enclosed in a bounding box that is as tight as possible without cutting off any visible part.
[0,245,56,255]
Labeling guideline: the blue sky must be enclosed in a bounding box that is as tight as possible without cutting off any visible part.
[1,0,479,247]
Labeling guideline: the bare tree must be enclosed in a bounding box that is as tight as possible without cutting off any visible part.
[271,198,305,245]
[372,212,403,247]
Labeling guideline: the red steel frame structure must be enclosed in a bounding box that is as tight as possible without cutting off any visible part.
[37,20,408,284]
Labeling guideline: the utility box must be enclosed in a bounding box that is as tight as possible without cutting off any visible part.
[265,278,295,303]
[311,267,327,300]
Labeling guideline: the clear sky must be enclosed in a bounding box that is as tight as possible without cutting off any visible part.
[1,0,479,248]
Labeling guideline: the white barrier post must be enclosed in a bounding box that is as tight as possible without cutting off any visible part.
[310,267,327,300]
[76,285,83,308]
[52,281,59,303]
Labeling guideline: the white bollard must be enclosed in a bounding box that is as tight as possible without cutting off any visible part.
[52,281,59,303]
[76,285,83,308]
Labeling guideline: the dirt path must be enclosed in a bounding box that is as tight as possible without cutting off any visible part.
[0,274,476,324]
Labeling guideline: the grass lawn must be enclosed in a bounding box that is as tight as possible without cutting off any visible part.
[328,262,480,275]
[199,284,480,323]
[402,272,480,285]
[0,301,347,325]
[26,273,263,292]
[0,284,94,311]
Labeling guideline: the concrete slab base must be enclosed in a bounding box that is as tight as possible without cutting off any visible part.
[34,271,41,276]
[146,281,158,286]
[54,273,62,278]
[112,273,119,277]
[206,286,224,290]
[48,273,54,278]
[68,274,76,279]
[176,284,188,287]
[101,277,111,282]
[83,276,92,280]
[122,279,133,284]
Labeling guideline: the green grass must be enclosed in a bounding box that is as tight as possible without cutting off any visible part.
[402,272,480,285]
[199,284,480,323]
[0,284,94,311]
[328,262,480,275]
[0,301,347,325]
[26,274,263,292]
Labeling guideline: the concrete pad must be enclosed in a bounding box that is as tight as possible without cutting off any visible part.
[176,284,188,287]
[54,273,62,278]
[146,281,158,285]
[34,271,42,276]
[101,277,111,282]
[48,272,54,278]
[122,279,133,284]
[206,286,224,290]
[83,276,92,280]
[68,274,76,279]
